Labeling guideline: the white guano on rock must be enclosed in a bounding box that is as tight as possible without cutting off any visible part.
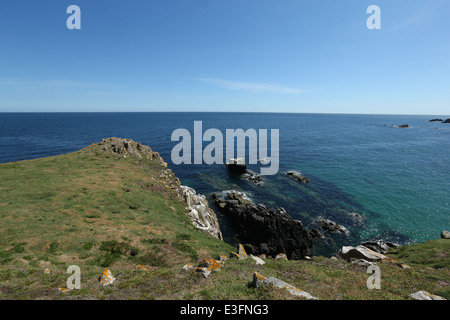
[181,186,223,240]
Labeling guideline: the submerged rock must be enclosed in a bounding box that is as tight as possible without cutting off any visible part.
[429,119,444,122]
[213,192,314,260]
[287,170,309,183]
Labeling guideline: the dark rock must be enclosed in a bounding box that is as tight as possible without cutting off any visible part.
[317,218,349,235]
[397,124,409,128]
[361,240,400,254]
[214,192,313,260]
[443,119,450,124]
[429,119,444,122]
[287,170,309,183]
[243,170,263,186]
[310,228,324,239]
[226,158,247,174]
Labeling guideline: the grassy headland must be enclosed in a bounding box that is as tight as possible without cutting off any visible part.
[0,138,448,300]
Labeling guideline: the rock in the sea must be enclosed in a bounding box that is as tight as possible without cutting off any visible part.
[397,124,409,128]
[442,118,450,124]
[429,119,444,122]
[338,245,386,262]
[287,170,309,183]
[214,192,314,260]
[242,170,263,186]
[226,158,247,174]
[252,272,317,300]
[409,291,446,300]
[181,186,222,240]
[441,230,450,239]
[317,218,349,235]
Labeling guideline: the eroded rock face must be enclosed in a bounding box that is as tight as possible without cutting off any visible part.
[213,192,314,260]
[89,137,167,167]
[181,186,223,240]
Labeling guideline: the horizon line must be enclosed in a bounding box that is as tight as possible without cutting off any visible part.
[1,111,449,117]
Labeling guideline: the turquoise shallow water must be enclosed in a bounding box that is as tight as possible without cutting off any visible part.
[1,112,449,255]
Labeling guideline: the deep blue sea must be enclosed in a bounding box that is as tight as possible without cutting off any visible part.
[1,112,449,256]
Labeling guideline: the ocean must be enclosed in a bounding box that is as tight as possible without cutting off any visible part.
[0,112,449,256]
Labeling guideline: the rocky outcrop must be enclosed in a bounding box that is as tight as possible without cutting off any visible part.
[242,170,263,186]
[181,186,222,240]
[317,218,349,235]
[287,170,309,183]
[90,138,223,241]
[442,118,450,123]
[361,240,400,254]
[441,230,450,239]
[212,192,314,260]
[89,137,167,167]
[409,291,446,300]
[252,272,318,300]
[429,119,444,122]
[338,245,386,262]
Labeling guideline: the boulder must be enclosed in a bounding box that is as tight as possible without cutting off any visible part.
[238,244,248,260]
[214,192,314,260]
[338,245,386,262]
[182,263,193,271]
[361,240,400,254]
[136,264,149,272]
[250,254,266,265]
[99,268,116,286]
[252,272,317,300]
[275,253,288,261]
[409,291,446,300]
[351,259,377,268]
[442,119,450,124]
[441,230,450,239]
[198,259,221,271]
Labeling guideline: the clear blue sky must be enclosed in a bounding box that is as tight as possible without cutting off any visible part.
[0,0,449,114]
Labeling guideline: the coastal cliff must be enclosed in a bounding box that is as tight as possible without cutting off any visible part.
[0,138,448,300]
